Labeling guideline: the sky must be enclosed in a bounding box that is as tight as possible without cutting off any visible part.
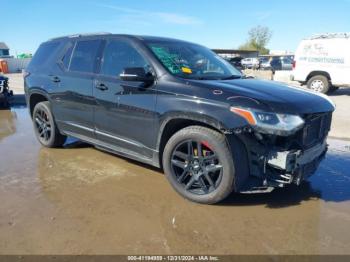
[2,0,350,55]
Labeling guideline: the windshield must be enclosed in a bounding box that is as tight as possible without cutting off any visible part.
[146,41,242,80]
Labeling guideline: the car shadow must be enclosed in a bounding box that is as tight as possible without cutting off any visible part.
[220,183,322,208]
[329,87,350,96]
[8,94,27,107]
[63,138,164,173]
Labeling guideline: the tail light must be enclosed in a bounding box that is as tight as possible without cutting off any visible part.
[292,60,296,70]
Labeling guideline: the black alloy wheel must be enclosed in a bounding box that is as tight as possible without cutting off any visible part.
[170,139,223,195]
[163,126,237,204]
[34,107,52,143]
[32,101,66,147]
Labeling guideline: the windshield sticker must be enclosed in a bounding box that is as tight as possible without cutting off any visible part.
[151,46,182,74]
[181,67,192,74]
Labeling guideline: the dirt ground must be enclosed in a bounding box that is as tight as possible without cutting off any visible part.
[0,106,350,255]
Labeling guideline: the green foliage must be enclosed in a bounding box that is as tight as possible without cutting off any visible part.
[17,53,32,59]
[239,25,272,55]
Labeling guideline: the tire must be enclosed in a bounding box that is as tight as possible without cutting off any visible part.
[162,126,236,204]
[32,101,66,147]
[307,75,330,94]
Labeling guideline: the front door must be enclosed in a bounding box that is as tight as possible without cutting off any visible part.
[93,38,157,158]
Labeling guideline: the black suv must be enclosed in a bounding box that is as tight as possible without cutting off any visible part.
[24,34,335,204]
[0,74,11,108]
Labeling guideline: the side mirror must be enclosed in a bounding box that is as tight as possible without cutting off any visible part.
[120,67,154,84]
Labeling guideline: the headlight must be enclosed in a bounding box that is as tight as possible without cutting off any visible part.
[230,107,305,136]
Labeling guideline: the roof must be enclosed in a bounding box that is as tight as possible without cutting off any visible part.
[48,33,195,44]
[0,42,9,50]
[308,33,350,40]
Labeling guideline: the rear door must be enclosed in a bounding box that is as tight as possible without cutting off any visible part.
[26,40,63,107]
[52,38,103,138]
[93,38,157,158]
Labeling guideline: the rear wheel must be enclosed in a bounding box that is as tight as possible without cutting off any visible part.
[162,126,236,204]
[32,101,66,147]
[307,75,330,94]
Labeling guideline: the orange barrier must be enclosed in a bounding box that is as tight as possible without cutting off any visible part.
[0,60,9,74]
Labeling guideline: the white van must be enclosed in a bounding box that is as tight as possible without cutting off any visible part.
[292,33,350,94]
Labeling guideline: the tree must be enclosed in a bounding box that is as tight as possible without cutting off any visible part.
[239,26,272,55]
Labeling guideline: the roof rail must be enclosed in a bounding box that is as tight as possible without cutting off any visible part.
[308,32,350,40]
[49,32,112,41]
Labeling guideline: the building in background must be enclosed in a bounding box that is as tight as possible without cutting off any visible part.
[0,42,10,57]
[269,50,294,56]
[212,49,259,59]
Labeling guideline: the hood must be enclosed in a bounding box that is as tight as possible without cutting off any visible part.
[189,78,335,114]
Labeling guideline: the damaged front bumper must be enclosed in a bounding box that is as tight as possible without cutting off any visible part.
[266,140,327,187]
[233,133,328,194]
[232,111,333,193]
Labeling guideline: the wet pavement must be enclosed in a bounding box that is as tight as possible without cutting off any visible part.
[0,106,350,255]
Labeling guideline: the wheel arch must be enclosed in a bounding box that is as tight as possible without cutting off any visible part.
[156,115,227,168]
[28,90,49,118]
[306,71,332,82]
[159,118,251,196]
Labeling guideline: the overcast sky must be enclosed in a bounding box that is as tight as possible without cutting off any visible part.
[2,0,350,55]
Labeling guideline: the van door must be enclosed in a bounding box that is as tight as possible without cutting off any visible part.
[53,39,102,138]
[93,38,157,158]
[328,39,350,86]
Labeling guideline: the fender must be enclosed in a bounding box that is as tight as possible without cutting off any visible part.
[28,87,50,100]
[26,88,51,116]
[155,110,249,152]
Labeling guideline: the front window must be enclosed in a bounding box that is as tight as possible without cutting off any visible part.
[101,40,150,78]
[146,41,241,80]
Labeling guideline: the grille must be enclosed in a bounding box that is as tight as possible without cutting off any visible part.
[300,112,332,148]
[0,80,5,93]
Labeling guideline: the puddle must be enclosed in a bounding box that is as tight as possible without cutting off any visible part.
[0,107,350,255]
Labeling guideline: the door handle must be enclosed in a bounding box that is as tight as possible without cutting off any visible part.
[95,83,109,91]
[51,76,61,83]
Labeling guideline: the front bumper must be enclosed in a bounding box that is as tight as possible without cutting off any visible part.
[0,78,13,102]
[0,79,6,94]
[266,141,327,186]
[234,132,329,193]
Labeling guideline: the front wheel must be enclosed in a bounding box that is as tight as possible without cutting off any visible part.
[162,126,236,204]
[307,75,330,94]
[32,101,67,147]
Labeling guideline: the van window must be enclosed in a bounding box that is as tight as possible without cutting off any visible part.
[70,40,101,73]
[28,41,60,69]
[100,40,149,78]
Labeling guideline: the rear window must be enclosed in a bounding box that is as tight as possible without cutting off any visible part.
[69,40,101,73]
[28,41,61,70]
[62,43,74,69]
